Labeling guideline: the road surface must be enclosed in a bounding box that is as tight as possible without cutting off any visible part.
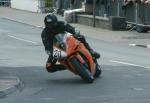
[0,18,150,103]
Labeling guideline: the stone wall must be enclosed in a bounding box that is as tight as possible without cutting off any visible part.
[76,14,126,30]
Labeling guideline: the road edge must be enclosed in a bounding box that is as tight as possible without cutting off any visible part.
[0,77,23,98]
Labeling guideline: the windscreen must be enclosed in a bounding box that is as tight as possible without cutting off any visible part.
[53,32,66,50]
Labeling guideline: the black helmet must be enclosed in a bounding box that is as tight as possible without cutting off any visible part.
[44,14,58,29]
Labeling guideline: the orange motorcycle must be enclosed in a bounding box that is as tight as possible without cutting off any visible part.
[53,32,101,83]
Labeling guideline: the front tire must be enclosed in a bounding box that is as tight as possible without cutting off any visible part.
[70,58,94,83]
[94,64,102,78]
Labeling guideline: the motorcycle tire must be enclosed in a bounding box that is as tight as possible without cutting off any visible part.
[70,58,94,83]
[94,64,102,78]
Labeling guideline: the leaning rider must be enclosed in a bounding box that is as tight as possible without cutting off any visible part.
[41,14,100,75]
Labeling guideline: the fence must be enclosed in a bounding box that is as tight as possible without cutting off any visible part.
[0,0,11,7]
[52,0,81,10]
[54,0,150,26]
[94,0,150,25]
[125,3,150,26]
[37,0,52,12]
[63,0,150,26]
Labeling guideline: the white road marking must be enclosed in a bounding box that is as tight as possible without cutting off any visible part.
[41,97,55,100]
[133,88,145,91]
[36,26,44,28]
[110,60,150,69]
[8,35,38,44]
[147,45,150,48]
[129,44,136,46]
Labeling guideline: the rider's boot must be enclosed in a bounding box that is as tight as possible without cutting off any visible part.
[76,35,100,59]
[84,42,100,59]
[89,47,100,59]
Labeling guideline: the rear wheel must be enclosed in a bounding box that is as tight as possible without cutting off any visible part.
[70,58,94,83]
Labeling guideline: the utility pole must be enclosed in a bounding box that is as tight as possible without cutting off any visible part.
[117,0,120,16]
[93,0,96,27]
[135,2,138,25]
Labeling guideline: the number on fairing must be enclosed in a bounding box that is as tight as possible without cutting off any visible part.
[53,49,61,58]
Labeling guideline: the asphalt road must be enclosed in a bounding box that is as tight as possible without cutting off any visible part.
[0,18,150,103]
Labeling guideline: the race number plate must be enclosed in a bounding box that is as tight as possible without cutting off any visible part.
[53,49,61,58]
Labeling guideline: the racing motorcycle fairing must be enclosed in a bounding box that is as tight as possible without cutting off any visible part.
[53,32,96,78]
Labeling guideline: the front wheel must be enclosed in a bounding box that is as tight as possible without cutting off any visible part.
[70,58,94,83]
[94,64,102,78]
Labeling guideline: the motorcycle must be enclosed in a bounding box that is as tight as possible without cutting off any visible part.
[52,32,101,83]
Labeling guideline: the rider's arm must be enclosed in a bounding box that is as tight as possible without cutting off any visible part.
[41,28,53,61]
[47,56,57,64]
[65,23,76,34]
[64,22,82,37]
[57,21,76,34]
[57,21,81,38]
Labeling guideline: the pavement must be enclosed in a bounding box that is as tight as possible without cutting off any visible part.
[0,7,150,97]
[0,76,22,98]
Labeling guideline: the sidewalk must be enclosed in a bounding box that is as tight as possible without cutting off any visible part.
[0,75,22,98]
[0,7,150,96]
[0,7,150,47]
[1,7,150,47]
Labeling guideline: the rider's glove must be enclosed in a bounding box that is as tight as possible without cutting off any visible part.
[75,28,80,36]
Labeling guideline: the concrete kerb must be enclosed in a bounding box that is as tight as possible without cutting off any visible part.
[1,17,44,29]
[0,76,23,98]
[129,44,150,49]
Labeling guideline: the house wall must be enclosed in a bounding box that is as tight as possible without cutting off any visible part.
[11,0,44,13]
